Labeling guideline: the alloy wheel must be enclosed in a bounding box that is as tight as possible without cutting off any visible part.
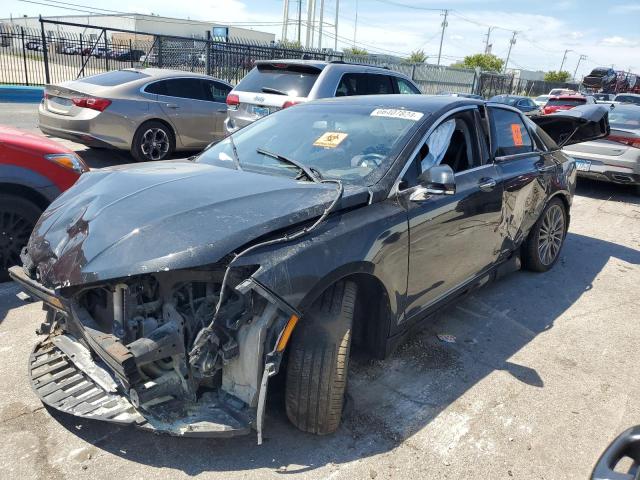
[538,204,565,266]
[140,128,170,160]
[0,208,34,271]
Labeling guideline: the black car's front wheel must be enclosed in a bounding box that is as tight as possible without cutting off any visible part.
[285,280,357,435]
[522,198,567,272]
[0,194,42,282]
[131,120,175,162]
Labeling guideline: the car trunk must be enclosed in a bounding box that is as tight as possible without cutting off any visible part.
[564,128,638,156]
[530,104,611,148]
[43,82,106,117]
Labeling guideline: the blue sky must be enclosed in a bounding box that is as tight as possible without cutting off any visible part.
[4,0,640,77]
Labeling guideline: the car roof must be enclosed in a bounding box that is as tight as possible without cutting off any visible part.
[308,94,482,113]
[615,93,640,97]
[253,59,398,74]
[549,95,586,100]
[122,68,216,80]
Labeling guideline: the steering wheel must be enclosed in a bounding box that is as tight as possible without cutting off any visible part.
[355,153,386,168]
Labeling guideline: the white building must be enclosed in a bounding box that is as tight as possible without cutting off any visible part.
[1,13,275,44]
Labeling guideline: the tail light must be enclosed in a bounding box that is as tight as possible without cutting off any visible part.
[72,97,111,111]
[282,100,299,109]
[226,93,240,107]
[608,134,640,149]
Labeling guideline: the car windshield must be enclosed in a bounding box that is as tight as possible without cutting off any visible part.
[547,98,586,106]
[608,108,640,129]
[196,103,424,185]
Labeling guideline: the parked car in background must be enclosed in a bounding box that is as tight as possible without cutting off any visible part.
[533,94,551,107]
[437,91,483,99]
[25,41,43,51]
[0,126,88,281]
[115,49,145,62]
[39,68,233,161]
[9,96,609,440]
[489,94,541,116]
[593,93,616,102]
[614,93,640,106]
[583,68,617,92]
[224,59,421,133]
[549,88,576,96]
[563,104,639,192]
[140,52,158,65]
[543,95,594,114]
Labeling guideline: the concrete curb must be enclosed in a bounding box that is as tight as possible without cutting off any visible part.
[0,85,44,103]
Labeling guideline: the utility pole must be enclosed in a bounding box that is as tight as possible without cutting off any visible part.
[297,0,302,44]
[305,0,314,48]
[503,31,517,74]
[353,0,359,47]
[334,0,339,51]
[437,9,448,66]
[318,0,325,49]
[281,0,290,42]
[573,54,586,81]
[484,26,494,55]
[310,0,317,48]
[559,49,571,72]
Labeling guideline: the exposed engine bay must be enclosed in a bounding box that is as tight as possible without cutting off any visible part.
[26,266,296,441]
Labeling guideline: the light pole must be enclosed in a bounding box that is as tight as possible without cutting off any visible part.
[573,54,586,81]
[559,49,572,72]
[436,9,448,66]
[503,31,517,74]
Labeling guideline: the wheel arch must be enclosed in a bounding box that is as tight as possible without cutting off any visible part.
[547,190,571,230]
[0,183,50,211]
[135,118,178,146]
[295,263,395,359]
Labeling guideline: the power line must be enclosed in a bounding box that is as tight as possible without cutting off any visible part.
[371,0,443,11]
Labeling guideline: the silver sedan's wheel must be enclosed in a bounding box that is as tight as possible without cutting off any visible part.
[140,128,170,161]
[537,204,565,266]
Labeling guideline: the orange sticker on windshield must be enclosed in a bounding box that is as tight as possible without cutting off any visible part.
[510,123,524,146]
[314,132,348,148]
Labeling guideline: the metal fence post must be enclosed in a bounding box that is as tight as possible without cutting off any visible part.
[157,36,163,68]
[104,29,109,71]
[20,27,29,86]
[129,39,134,68]
[205,30,212,76]
[79,33,84,66]
[39,17,50,84]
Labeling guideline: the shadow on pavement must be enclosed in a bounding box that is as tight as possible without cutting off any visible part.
[0,281,22,325]
[43,231,640,475]
[576,178,639,205]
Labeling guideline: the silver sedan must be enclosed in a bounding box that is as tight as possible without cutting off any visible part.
[563,104,640,192]
[39,69,233,161]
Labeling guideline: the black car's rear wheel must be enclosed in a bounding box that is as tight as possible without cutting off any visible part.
[285,280,357,435]
[131,121,175,162]
[522,198,567,272]
[0,194,42,282]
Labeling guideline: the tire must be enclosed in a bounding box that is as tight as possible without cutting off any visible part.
[131,120,175,162]
[285,280,357,435]
[0,194,42,282]
[522,198,567,272]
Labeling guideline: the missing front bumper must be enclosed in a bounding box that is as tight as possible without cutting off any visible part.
[30,334,252,438]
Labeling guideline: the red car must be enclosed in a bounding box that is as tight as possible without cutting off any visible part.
[543,95,593,115]
[0,126,88,281]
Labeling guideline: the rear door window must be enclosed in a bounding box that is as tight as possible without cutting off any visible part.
[395,77,421,94]
[336,73,394,96]
[205,80,232,103]
[489,107,534,157]
[235,64,320,97]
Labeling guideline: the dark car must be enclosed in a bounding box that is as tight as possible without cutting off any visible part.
[489,94,541,116]
[10,96,609,441]
[0,126,88,281]
[115,49,145,62]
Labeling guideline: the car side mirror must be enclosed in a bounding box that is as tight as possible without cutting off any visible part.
[410,164,456,201]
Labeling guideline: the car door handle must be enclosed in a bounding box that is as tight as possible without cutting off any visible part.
[478,177,497,192]
[165,103,179,109]
[536,163,555,173]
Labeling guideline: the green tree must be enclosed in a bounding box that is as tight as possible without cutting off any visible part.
[544,70,571,82]
[343,46,368,56]
[451,53,504,72]
[405,49,427,64]
[278,40,303,50]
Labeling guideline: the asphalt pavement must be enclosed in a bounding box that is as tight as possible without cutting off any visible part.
[1,102,639,480]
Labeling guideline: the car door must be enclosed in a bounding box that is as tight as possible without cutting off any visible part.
[156,78,216,148]
[203,79,232,140]
[488,106,555,257]
[398,106,504,321]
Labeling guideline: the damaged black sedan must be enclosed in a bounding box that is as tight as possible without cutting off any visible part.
[9,96,609,442]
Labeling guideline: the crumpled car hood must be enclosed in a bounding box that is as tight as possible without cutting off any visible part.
[25,160,352,288]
